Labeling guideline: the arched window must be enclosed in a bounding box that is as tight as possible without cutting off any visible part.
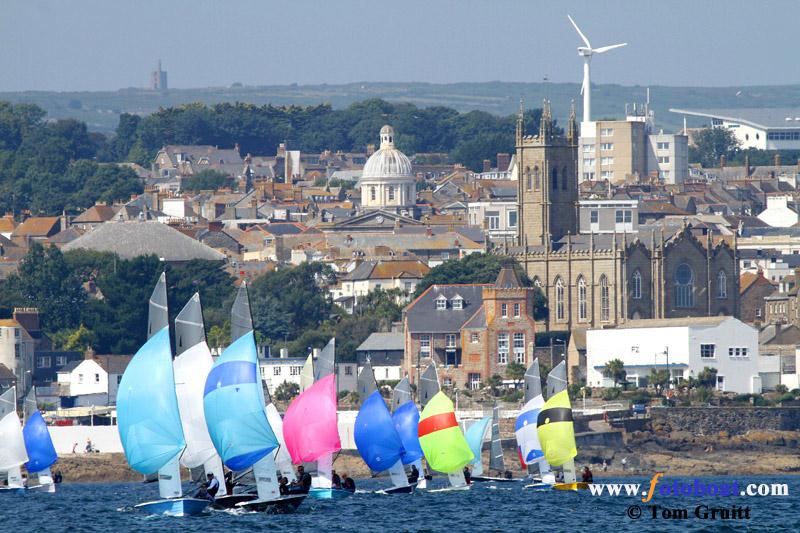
[533,166,540,190]
[525,166,532,190]
[561,166,568,190]
[388,185,395,201]
[555,277,565,321]
[717,270,727,299]
[675,263,694,308]
[370,186,376,201]
[600,275,610,321]
[632,270,642,300]
[577,276,587,321]
[551,167,558,189]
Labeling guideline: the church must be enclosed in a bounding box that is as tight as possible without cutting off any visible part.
[509,102,739,354]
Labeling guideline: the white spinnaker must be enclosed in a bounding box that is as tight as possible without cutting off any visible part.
[265,403,294,479]
[0,410,29,474]
[173,341,219,469]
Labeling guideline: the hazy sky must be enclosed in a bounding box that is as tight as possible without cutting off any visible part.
[1,0,798,92]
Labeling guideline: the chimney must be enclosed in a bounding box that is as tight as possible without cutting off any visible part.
[482,159,491,173]
[744,152,751,178]
[84,346,96,361]
[497,153,511,172]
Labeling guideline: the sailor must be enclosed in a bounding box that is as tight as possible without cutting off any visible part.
[224,471,235,494]
[581,466,593,483]
[53,470,63,484]
[331,469,342,489]
[463,466,472,485]
[279,476,289,495]
[504,470,513,480]
[408,464,419,484]
[341,473,356,492]
[291,465,312,494]
[205,473,220,501]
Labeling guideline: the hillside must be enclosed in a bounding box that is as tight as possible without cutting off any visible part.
[3,81,799,134]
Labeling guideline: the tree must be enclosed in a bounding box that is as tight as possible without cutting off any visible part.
[506,361,526,389]
[649,368,670,390]
[487,374,503,397]
[62,324,96,352]
[690,127,740,168]
[603,359,627,387]
[697,367,718,389]
[180,169,233,193]
[274,381,300,402]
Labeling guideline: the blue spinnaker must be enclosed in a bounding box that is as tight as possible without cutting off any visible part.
[22,411,57,473]
[117,326,186,474]
[392,400,424,465]
[465,416,491,466]
[355,390,405,472]
[203,331,278,471]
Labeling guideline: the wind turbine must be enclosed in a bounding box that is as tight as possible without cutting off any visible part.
[567,15,627,126]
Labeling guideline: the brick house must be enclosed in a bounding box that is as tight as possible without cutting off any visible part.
[403,267,536,390]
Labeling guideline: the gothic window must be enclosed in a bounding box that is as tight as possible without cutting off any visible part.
[675,263,694,308]
[370,186,376,201]
[561,166,568,190]
[600,275,610,321]
[555,277,565,321]
[577,276,587,321]
[632,270,642,300]
[551,167,558,190]
[717,270,727,299]
[525,166,532,190]
[533,166,541,190]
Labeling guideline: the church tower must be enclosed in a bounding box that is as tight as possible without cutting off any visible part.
[516,100,578,248]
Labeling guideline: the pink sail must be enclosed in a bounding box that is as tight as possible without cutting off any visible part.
[283,374,342,464]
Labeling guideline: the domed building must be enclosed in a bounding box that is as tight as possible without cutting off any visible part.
[358,125,417,216]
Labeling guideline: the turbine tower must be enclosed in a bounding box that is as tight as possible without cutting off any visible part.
[567,15,627,127]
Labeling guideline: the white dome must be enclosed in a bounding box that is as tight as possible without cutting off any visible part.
[361,125,413,181]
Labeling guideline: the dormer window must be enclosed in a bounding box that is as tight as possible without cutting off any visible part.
[452,296,464,310]
[435,295,448,310]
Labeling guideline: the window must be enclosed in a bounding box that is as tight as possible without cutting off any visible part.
[273,367,282,376]
[551,167,558,189]
[525,167,532,190]
[601,171,614,180]
[632,270,642,299]
[485,211,500,230]
[501,303,508,318]
[590,210,599,224]
[404,281,413,292]
[388,186,395,201]
[582,144,595,153]
[446,334,457,349]
[78,373,84,384]
[470,332,479,343]
[290,366,301,376]
[345,366,353,376]
[657,156,670,164]
[452,297,463,310]
[508,210,518,228]
[583,172,595,180]
[577,276,587,321]
[555,277,565,321]
[675,263,694,308]
[370,186,376,201]
[420,335,431,356]
[716,375,725,392]
[717,270,727,299]
[513,333,525,363]
[443,377,453,387]
[468,373,481,390]
[601,128,614,136]
[56,355,67,366]
[95,373,100,383]
[615,210,632,224]
[601,157,614,165]
[728,347,749,358]
[533,166,540,189]
[600,275,610,321]
[436,296,447,310]
[756,308,762,318]
[497,333,509,364]
[657,141,670,150]
[600,143,614,150]
[700,344,716,358]
[37,356,51,369]
[513,303,521,318]
[583,158,596,169]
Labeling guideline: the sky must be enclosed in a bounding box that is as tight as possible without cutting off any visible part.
[1,0,798,92]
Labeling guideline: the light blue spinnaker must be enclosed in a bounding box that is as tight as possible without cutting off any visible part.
[203,330,278,471]
[391,401,424,465]
[117,326,186,474]
[465,417,491,466]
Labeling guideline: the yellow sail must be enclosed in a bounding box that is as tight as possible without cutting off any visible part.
[418,391,474,473]
[535,389,577,467]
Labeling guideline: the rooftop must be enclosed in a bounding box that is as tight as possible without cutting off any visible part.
[671,107,800,130]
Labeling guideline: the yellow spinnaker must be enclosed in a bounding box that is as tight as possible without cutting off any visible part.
[535,389,577,467]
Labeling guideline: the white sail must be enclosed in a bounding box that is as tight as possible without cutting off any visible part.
[312,454,333,489]
[0,387,28,488]
[252,454,281,501]
[265,402,294,479]
[300,353,314,392]
[388,460,409,490]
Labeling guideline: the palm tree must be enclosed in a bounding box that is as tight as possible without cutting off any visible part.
[603,359,627,387]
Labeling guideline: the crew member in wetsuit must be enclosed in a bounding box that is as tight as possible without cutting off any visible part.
[331,469,342,489]
[582,466,593,483]
[408,464,419,484]
[341,473,356,492]
[463,466,472,485]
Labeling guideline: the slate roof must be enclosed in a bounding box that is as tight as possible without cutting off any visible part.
[63,221,226,262]
[356,332,405,353]
[405,284,488,333]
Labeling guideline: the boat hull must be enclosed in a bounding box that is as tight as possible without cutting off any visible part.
[212,493,258,509]
[0,487,26,495]
[553,482,591,491]
[134,497,209,516]
[471,476,523,483]
[379,482,416,495]
[308,487,354,500]
[237,494,306,513]
[428,485,471,493]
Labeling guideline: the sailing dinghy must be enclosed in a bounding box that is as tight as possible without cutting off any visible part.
[391,377,426,489]
[204,282,305,512]
[354,362,414,494]
[0,387,27,494]
[22,387,58,492]
[536,361,586,491]
[518,358,555,489]
[469,403,522,483]
[117,273,209,516]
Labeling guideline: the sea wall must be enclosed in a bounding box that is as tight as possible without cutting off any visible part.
[650,407,800,436]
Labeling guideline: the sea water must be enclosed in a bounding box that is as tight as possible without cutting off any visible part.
[0,476,797,532]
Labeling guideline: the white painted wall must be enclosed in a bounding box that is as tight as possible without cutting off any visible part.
[757,196,799,228]
[50,425,123,454]
[59,360,108,397]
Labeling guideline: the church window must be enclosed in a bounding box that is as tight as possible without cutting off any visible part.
[533,166,541,190]
[577,276,587,321]
[388,185,395,201]
[525,166,532,190]
[632,270,642,299]
[555,277,565,321]
[561,166,568,190]
[370,186,376,201]
[551,167,558,190]
[600,275,610,321]
[717,270,727,299]
[675,263,694,308]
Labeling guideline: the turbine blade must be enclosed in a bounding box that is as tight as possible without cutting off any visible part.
[593,43,628,54]
[567,15,592,49]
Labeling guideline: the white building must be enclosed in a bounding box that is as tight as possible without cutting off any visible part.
[467,200,518,241]
[259,357,358,394]
[56,355,131,407]
[357,125,417,216]
[586,316,760,393]
[756,195,799,228]
[0,318,35,400]
[329,259,430,313]
[671,108,800,151]
[646,132,689,184]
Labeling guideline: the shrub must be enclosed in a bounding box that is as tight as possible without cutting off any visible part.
[601,388,622,401]
[502,390,523,403]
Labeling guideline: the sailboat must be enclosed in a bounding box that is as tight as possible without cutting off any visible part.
[391,377,426,490]
[536,361,586,491]
[518,358,555,489]
[354,361,413,494]
[22,387,58,492]
[464,415,490,477]
[469,403,521,483]
[417,363,474,491]
[283,338,350,500]
[0,387,27,494]
[203,282,305,512]
[172,294,228,502]
[117,273,209,516]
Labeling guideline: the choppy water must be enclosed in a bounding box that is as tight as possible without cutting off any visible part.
[1,476,797,532]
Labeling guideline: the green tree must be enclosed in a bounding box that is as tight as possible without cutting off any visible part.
[697,367,718,389]
[487,374,503,397]
[603,359,627,387]
[274,381,300,402]
[690,126,740,167]
[62,324,96,352]
[180,169,234,193]
[649,368,669,390]
[506,361,526,389]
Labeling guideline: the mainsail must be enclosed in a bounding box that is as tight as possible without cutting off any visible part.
[22,387,57,482]
[488,404,505,472]
[0,387,28,488]
[117,273,186,499]
[391,376,413,412]
[418,391,473,474]
[357,361,378,402]
[418,363,439,409]
[282,374,341,464]
[516,358,547,466]
[314,338,336,382]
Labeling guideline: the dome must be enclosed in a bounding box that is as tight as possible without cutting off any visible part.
[361,125,413,181]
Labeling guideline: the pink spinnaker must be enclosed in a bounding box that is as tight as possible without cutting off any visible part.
[282,374,342,464]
